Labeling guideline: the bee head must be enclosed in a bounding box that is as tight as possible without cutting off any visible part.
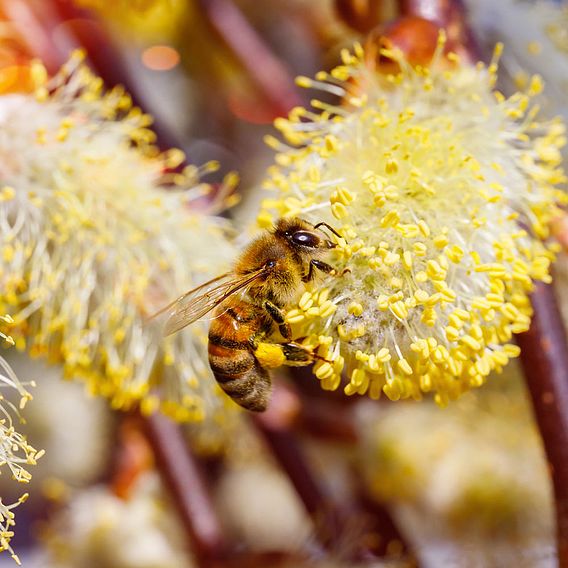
[274,218,339,253]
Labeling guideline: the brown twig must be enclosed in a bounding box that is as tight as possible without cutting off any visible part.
[198,0,304,117]
[251,384,336,554]
[143,412,229,567]
[253,382,413,562]
[517,282,568,567]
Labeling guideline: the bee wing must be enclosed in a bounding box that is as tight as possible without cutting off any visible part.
[155,267,267,336]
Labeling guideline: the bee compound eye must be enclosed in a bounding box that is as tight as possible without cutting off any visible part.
[292,231,320,248]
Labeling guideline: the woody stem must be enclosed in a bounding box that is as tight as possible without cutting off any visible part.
[517,282,568,567]
[143,413,229,567]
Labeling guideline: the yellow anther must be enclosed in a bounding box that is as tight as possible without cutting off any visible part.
[385,159,398,175]
[413,242,427,256]
[380,210,400,228]
[414,290,429,303]
[416,271,428,283]
[317,289,330,304]
[295,76,313,88]
[445,326,460,342]
[299,292,314,311]
[331,186,354,206]
[418,220,430,237]
[461,335,481,351]
[390,301,408,319]
[285,309,305,324]
[332,202,348,219]
[384,252,400,266]
[0,187,15,201]
[348,301,363,316]
[388,291,404,303]
[315,361,334,380]
[350,368,366,387]
[504,344,521,358]
[319,301,337,318]
[306,306,320,317]
[426,260,446,280]
[377,348,391,362]
[397,359,413,376]
[433,235,449,249]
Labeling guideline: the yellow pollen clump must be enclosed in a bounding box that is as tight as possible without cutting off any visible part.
[260,37,566,405]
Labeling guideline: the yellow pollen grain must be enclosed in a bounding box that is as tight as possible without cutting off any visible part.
[380,210,400,228]
[397,359,413,375]
[331,187,354,205]
[0,187,15,201]
[377,348,391,362]
[318,301,336,318]
[402,251,413,269]
[348,302,363,316]
[331,202,348,219]
[285,309,304,323]
[299,292,314,311]
[461,335,481,351]
[433,235,449,248]
[315,361,334,380]
[418,220,430,237]
[390,301,408,319]
[295,76,313,88]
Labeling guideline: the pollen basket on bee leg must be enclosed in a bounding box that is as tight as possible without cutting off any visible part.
[254,342,287,369]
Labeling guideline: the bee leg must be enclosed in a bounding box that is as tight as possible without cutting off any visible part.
[303,259,336,282]
[254,341,331,369]
[280,342,316,366]
[264,300,291,340]
[281,342,334,365]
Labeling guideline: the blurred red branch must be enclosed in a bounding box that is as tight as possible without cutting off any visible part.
[253,383,414,563]
[517,283,568,567]
[198,0,304,117]
[144,413,229,567]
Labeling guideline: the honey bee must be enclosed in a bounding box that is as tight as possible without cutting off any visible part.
[152,218,342,412]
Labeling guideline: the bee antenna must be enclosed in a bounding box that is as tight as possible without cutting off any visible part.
[313,222,345,242]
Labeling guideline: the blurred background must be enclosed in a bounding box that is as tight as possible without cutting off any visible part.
[0,0,567,567]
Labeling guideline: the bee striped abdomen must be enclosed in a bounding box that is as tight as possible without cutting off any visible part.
[208,302,272,412]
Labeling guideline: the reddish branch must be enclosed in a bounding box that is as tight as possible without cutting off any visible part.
[253,382,413,562]
[144,413,229,567]
[517,283,568,567]
[252,384,340,553]
[197,0,303,117]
